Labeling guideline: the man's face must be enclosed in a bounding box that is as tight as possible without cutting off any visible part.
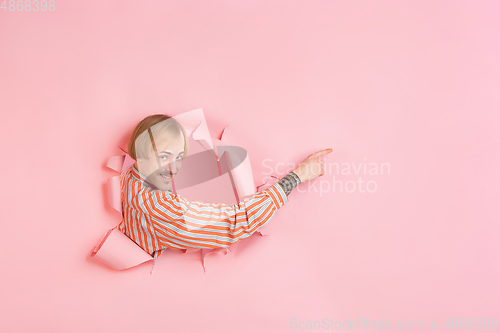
[136,133,185,191]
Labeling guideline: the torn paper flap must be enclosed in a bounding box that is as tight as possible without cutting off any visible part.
[91,228,154,270]
[107,175,122,213]
[213,126,256,198]
[106,155,125,173]
[256,175,280,192]
[172,108,214,152]
[217,145,254,198]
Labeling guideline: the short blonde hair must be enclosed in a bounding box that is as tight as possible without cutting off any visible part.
[127,114,189,160]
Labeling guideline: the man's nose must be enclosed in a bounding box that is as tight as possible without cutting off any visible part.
[168,161,181,175]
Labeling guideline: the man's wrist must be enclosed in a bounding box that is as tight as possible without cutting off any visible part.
[277,171,302,197]
[292,169,303,183]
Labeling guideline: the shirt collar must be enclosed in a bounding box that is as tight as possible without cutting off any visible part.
[131,164,157,189]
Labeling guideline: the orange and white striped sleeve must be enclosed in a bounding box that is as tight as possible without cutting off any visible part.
[141,182,290,249]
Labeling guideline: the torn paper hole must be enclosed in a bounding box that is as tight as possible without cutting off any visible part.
[92,108,269,272]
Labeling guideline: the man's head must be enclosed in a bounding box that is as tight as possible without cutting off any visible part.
[127,114,189,191]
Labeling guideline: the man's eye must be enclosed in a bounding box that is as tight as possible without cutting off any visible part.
[176,156,183,160]
[160,156,167,160]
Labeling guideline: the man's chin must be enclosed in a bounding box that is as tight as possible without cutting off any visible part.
[154,181,172,191]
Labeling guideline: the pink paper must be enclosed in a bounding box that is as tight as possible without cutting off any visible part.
[214,126,256,198]
[106,176,121,213]
[91,228,154,270]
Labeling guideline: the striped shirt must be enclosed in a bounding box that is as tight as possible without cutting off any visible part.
[117,164,289,259]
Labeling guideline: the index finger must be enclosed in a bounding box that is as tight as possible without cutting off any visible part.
[311,148,333,158]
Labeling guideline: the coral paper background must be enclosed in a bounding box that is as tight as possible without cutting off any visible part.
[0,1,499,332]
